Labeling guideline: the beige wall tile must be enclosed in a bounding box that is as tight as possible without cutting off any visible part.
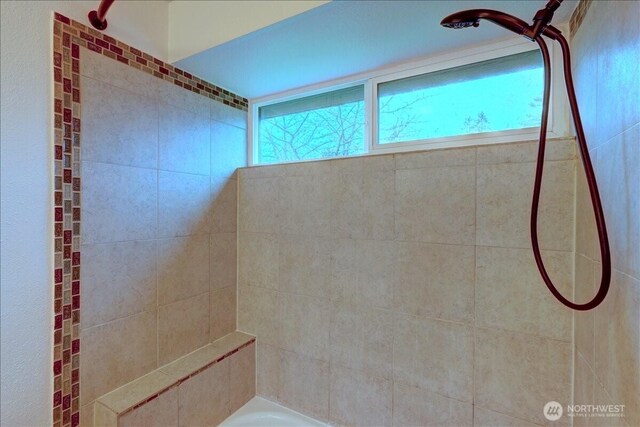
[157,79,209,117]
[574,353,595,412]
[80,403,94,427]
[574,254,596,367]
[329,239,396,310]
[238,233,279,290]
[94,402,117,427]
[473,406,540,427]
[597,124,639,278]
[256,343,279,400]
[330,154,394,175]
[158,294,209,365]
[211,101,247,129]
[474,327,571,425]
[394,242,474,324]
[239,164,285,179]
[210,286,236,341]
[594,1,640,144]
[82,77,158,169]
[476,138,575,165]
[279,236,331,298]
[159,333,253,380]
[280,175,332,237]
[211,122,247,180]
[329,238,359,305]
[159,104,210,176]
[82,162,157,244]
[237,285,279,346]
[210,177,237,234]
[80,47,160,98]
[158,171,211,238]
[238,177,282,233]
[98,371,176,414]
[278,350,329,421]
[281,160,332,177]
[81,240,157,329]
[393,314,473,402]
[395,145,476,169]
[178,359,230,426]
[476,160,575,251]
[329,364,392,427]
[593,270,640,427]
[118,387,178,427]
[354,239,395,309]
[210,332,255,354]
[211,232,237,290]
[331,169,394,240]
[591,379,627,427]
[393,382,473,427]
[572,14,599,150]
[279,292,330,362]
[395,165,475,245]
[575,161,598,260]
[229,342,256,413]
[81,311,157,405]
[476,246,573,341]
[330,305,393,379]
[572,4,640,427]
[157,235,209,306]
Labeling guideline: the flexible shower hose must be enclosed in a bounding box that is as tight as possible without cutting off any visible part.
[533,34,611,310]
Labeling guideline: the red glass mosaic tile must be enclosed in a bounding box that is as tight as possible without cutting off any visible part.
[54,315,62,330]
[94,38,109,49]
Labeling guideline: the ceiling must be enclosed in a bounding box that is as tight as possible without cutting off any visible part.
[175,0,577,100]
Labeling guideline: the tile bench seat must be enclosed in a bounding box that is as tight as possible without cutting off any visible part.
[94,332,256,426]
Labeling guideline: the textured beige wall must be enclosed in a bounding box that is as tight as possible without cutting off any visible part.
[78,48,247,423]
[572,1,640,426]
[237,138,577,426]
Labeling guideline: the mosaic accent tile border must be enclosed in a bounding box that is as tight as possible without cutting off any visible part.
[52,15,82,427]
[51,12,248,427]
[53,13,248,111]
[569,0,593,38]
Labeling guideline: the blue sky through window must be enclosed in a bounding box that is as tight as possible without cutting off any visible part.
[378,67,543,144]
[256,51,543,165]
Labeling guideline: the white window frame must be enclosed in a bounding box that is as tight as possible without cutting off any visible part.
[248,31,569,166]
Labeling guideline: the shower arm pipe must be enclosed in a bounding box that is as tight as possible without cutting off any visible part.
[532,34,611,311]
[88,0,115,31]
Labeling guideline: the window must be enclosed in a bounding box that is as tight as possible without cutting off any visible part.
[256,85,365,164]
[377,50,543,145]
[250,40,562,166]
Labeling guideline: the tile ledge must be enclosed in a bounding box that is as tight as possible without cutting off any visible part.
[95,331,256,416]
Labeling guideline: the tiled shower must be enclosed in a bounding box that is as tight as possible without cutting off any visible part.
[1,0,636,426]
[77,43,247,420]
[237,139,577,426]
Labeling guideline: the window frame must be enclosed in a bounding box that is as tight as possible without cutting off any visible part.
[248,33,569,166]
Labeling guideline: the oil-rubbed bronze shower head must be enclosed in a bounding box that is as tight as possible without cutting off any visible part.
[440,9,534,38]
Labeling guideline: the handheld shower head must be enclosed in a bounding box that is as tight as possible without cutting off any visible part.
[439,0,612,311]
[441,9,534,39]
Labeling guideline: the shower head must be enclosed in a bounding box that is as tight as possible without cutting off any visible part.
[441,9,534,39]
